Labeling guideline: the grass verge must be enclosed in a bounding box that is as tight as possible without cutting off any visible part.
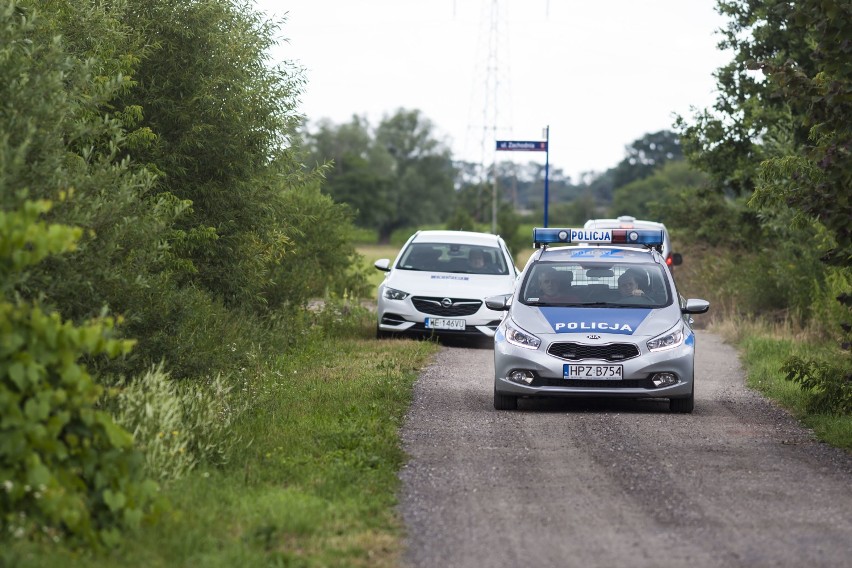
[4,317,440,567]
[712,319,852,450]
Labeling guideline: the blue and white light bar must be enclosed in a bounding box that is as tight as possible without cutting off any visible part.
[532,227,664,247]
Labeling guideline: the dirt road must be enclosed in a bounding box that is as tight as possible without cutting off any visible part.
[398,331,852,568]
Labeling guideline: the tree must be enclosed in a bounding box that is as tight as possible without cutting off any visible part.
[117,0,306,309]
[611,130,684,188]
[676,0,851,266]
[611,161,708,221]
[302,116,395,230]
[369,109,456,242]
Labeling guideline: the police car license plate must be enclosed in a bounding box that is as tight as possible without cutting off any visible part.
[564,364,623,379]
[425,318,466,331]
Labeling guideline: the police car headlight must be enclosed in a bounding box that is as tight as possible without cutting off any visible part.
[647,323,685,352]
[383,287,409,301]
[505,321,541,350]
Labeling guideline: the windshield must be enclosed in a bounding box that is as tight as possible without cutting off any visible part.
[397,243,510,275]
[521,261,671,307]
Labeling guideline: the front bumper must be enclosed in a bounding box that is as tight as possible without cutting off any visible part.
[378,311,503,337]
[493,328,695,399]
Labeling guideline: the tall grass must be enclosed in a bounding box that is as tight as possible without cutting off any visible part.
[3,303,440,567]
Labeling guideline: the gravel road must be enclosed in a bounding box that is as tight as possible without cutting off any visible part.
[398,331,852,568]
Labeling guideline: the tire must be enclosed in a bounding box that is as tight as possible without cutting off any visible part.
[376,325,392,340]
[669,383,694,413]
[494,387,518,410]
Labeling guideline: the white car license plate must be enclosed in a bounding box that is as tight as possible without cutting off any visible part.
[564,364,623,379]
[425,318,466,331]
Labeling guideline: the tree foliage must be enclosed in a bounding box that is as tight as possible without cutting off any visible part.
[303,109,456,243]
[677,0,851,266]
[611,130,684,188]
[611,161,708,221]
[2,0,370,547]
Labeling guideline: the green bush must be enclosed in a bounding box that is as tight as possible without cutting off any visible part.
[1,202,158,547]
[782,355,852,415]
[267,181,371,307]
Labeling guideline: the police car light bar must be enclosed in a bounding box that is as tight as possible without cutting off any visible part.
[533,228,664,247]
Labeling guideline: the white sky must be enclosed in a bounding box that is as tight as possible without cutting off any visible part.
[255,0,730,181]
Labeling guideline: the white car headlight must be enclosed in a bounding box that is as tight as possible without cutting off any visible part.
[505,320,541,350]
[647,323,685,352]
[383,287,409,301]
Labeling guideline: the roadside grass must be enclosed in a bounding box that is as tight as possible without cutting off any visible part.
[4,312,440,568]
[711,319,852,450]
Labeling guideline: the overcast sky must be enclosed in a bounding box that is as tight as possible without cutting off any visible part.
[255,0,730,181]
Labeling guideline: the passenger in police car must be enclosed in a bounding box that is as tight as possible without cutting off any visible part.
[536,267,581,303]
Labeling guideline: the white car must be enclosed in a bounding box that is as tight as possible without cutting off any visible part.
[584,216,682,268]
[374,230,519,339]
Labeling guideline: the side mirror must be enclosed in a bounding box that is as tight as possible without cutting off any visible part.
[374,258,391,272]
[682,299,709,314]
[485,294,512,311]
[671,252,683,266]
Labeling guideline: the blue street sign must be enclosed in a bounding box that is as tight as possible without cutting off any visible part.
[496,140,548,151]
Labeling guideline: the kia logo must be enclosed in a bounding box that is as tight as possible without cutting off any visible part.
[587,334,601,340]
[441,298,453,308]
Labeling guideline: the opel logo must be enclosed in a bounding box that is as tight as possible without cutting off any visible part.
[587,334,601,340]
[441,298,453,308]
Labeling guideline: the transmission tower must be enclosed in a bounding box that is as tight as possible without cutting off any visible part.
[464,0,513,232]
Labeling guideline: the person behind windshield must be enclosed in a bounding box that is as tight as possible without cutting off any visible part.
[617,270,647,299]
[468,249,499,274]
[535,267,580,303]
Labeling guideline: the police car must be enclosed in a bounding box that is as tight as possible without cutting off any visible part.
[374,230,519,339]
[487,227,709,412]
[584,216,682,269]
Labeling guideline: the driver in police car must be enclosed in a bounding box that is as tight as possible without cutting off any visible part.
[617,270,646,298]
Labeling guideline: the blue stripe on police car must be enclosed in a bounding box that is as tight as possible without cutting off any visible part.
[539,307,652,335]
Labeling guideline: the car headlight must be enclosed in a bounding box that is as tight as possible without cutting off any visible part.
[383,287,409,301]
[505,320,541,350]
[647,323,685,352]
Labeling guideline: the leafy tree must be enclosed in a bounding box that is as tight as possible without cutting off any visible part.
[6,0,192,375]
[303,110,456,243]
[610,161,709,220]
[302,116,395,229]
[374,109,456,242]
[611,130,683,188]
[677,0,850,266]
[117,0,305,309]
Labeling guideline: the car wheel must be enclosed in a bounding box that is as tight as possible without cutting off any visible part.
[494,387,518,410]
[669,384,694,413]
[376,325,392,340]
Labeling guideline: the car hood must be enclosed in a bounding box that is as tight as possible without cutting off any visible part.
[509,303,681,338]
[384,270,515,298]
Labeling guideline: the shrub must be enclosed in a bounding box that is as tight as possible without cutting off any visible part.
[1,202,158,547]
[782,355,852,415]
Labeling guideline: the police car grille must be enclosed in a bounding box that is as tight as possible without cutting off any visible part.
[412,297,481,317]
[547,342,640,361]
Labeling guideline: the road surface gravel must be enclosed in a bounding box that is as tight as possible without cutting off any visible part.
[398,331,852,568]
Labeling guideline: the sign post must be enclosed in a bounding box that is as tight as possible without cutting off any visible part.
[496,129,550,227]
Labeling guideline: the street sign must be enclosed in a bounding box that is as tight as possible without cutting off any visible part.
[495,140,547,151]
